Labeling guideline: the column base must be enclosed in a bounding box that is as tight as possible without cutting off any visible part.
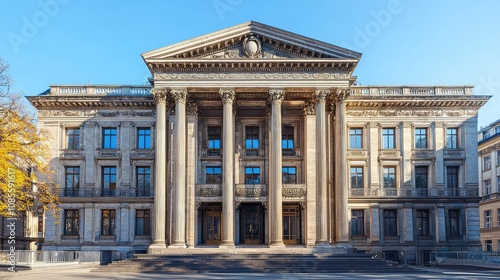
[269,241,286,248]
[148,241,167,254]
[334,242,353,249]
[169,241,187,249]
[219,241,235,249]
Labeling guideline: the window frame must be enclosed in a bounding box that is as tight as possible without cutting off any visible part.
[383,209,398,237]
[446,128,459,149]
[137,127,151,149]
[206,166,222,184]
[64,166,80,196]
[135,209,151,236]
[207,126,222,149]
[350,166,364,189]
[382,128,396,149]
[484,156,492,171]
[448,209,460,237]
[245,126,260,149]
[101,209,116,236]
[382,166,397,188]
[414,127,428,149]
[64,209,79,236]
[244,167,261,184]
[349,128,363,149]
[446,166,459,190]
[484,179,492,196]
[136,166,151,196]
[282,125,295,149]
[102,127,117,149]
[416,209,430,236]
[485,210,492,229]
[351,210,365,236]
[415,166,428,192]
[101,166,117,196]
[282,166,297,184]
[66,127,80,149]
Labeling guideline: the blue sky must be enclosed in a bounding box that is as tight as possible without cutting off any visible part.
[1,0,499,128]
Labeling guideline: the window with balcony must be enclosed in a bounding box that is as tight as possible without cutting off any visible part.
[416,209,430,236]
[206,166,222,184]
[415,128,428,149]
[382,128,396,149]
[448,209,460,237]
[207,126,221,156]
[351,210,364,236]
[484,179,492,196]
[415,166,428,195]
[137,128,151,149]
[446,128,458,149]
[64,209,79,236]
[282,167,297,184]
[349,128,363,149]
[350,167,364,189]
[136,167,150,196]
[64,167,80,196]
[485,210,492,229]
[484,156,492,171]
[66,128,80,149]
[383,210,398,236]
[485,240,493,252]
[102,127,117,149]
[382,167,396,188]
[102,167,117,196]
[245,167,260,184]
[101,210,116,236]
[282,125,295,156]
[446,166,459,192]
[135,209,151,236]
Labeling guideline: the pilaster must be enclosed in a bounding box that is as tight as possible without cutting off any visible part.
[304,104,317,246]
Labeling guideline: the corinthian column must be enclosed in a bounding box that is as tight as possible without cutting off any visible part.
[148,88,168,253]
[334,89,350,243]
[220,88,235,248]
[170,88,187,248]
[269,88,285,247]
[315,88,330,245]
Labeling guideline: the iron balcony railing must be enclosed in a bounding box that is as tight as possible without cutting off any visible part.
[61,188,153,197]
[349,188,479,197]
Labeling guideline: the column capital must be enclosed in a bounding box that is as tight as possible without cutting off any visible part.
[314,88,330,103]
[170,88,187,103]
[219,88,235,104]
[269,88,285,103]
[187,103,199,115]
[303,102,316,115]
[333,88,350,103]
[152,88,168,103]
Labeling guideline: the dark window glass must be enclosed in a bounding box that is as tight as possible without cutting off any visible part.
[350,167,364,189]
[64,209,79,235]
[282,167,297,184]
[66,128,80,149]
[446,128,458,149]
[415,128,427,149]
[102,167,117,196]
[101,210,116,236]
[415,166,428,192]
[351,210,364,236]
[245,167,260,184]
[383,167,396,188]
[416,210,429,236]
[384,210,398,236]
[65,167,80,196]
[206,166,222,184]
[136,209,151,236]
[137,167,151,196]
[446,166,459,190]
[449,210,460,237]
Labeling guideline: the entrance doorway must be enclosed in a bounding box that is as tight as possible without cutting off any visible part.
[283,204,301,244]
[204,205,222,245]
[240,204,263,244]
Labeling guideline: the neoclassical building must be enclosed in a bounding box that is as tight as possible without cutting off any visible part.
[478,120,500,252]
[28,22,489,262]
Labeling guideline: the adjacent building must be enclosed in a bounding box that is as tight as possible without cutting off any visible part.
[27,21,490,262]
[478,120,500,252]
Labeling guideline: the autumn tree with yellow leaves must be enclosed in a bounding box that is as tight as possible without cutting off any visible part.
[0,58,58,218]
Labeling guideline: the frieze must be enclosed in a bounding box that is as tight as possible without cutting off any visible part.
[98,110,155,117]
[346,109,477,117]
[39,110,98,117]
[155,72,349,81]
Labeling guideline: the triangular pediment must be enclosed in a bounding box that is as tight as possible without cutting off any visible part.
[142,21,362,61]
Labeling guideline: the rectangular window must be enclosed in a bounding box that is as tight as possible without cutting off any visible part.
[102,166,117,196]
[382,128,396,149]
[446,166,459,191]
[208,126,222,149]
[416,210,430,236]
[485,240,493,252]
[102,127,117,149]
[245,167,260,184]
[383,167,396,188]
[101,210,116,236]
[498,176,500,193]
[484,180,492,196]
[484,156,492,171]
[137,128,151,149]
[136,167,151,196]
[135,209,151,236]
[498,209,500,227]
[414,128,428,149]
[206,166,222,184]
[64,167,80,196]
[415,166,428,195]
[349,128,363,149]
[485,210,492,229]
[66,128,80,149]
[350,167,364,189]
[483,131,491,139]
[449,210,460,237]
[245,126,259,149]
[351,210,364,236]
[64,209,79,235]
[496,126,500,134]
[282,125,294,149]
[446,128,458,149]
[497,150,500,165]
[383,210,398,236]
[282,167,297,184]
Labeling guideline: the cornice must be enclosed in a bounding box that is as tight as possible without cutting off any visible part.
[27,95,155,109]
[346,96,490,109]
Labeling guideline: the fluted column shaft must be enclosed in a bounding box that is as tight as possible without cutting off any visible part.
[171,88,187,248]
[220,88,235,247]
[335,89,349,242]
[316,89,330,244]
[270,89,285,247]
[149,88,168,252]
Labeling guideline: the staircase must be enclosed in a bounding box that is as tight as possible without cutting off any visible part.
[93,252,420,273]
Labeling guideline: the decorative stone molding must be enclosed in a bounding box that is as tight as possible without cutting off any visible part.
[186,103,199,115]
[39,110,99,117]
[154,72,349,81]
[303,102,316,115]
[151,88,168,103]
[243,35,262,58]
[170,88,187,103]
[345,109,477,117]
[269,88,285,103]
[435,122,444,128]
[96,110,155,117]
[219,88,236,104]
[334,88,350,102]
[195,184,223,198]
[314,88,330,103]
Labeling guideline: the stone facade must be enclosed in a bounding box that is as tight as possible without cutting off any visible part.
[478,120,500,252]
[27,22,489,262]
